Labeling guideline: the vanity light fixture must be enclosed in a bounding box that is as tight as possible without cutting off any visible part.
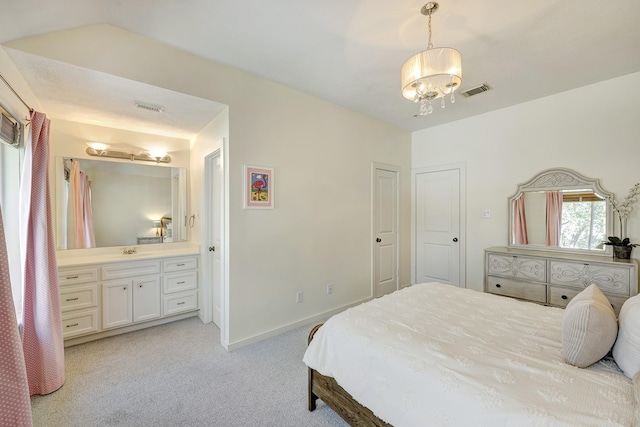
[85,143,171,164]
[401,2,462,117]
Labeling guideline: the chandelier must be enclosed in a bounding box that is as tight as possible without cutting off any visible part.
[401,2,462,117]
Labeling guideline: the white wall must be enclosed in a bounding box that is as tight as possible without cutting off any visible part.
[412,72,640,292]
[6,25,412,348]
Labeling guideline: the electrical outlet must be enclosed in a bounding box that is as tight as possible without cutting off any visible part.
[327,283,333,294]
[296,290,303,303]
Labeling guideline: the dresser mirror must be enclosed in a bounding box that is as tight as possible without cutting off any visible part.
[508,168,613,256]
[54,156,187,250]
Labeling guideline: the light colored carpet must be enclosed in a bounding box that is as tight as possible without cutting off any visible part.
[31,318,348,427]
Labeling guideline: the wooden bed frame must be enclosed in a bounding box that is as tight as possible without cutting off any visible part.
[307,324,391,427]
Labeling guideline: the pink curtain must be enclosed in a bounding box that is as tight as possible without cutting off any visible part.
[513,193,528,244]
[19,111,65,395]
[0,207,33,425]
[71,160,95,248]
[546,191,563,247]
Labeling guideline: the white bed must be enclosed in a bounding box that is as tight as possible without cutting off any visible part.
[303,282,639,427]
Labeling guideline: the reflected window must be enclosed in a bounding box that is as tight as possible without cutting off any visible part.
[560,192,606,250]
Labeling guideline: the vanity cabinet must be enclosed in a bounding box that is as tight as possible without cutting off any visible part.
[58,252,199,346]
[485,247,639,314]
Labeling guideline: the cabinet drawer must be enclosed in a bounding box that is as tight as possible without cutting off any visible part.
[163,257,198,273]
[486,276,546,303]
[62,309,98,339]
[101,261,161,280]
[487,254,546,283]
[549,261,630,295]
[164,271,197,294]
[58,267,98,286]
[163,291,198,316]
[61,284,98,312]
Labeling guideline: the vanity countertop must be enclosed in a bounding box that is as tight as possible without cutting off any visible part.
[56,244,200,267]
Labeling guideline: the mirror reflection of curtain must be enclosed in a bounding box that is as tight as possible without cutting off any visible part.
[71,160,95,249]
[546,191,563,247]
[513,193,529,244]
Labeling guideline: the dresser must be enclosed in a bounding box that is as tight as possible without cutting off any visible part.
[58,252,199,346]
[485,246,639,314]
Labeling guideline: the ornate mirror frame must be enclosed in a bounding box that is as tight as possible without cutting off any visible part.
[508,167,613,256]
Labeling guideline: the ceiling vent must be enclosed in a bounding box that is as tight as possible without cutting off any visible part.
[460,83,491,98]
[134,101,165,113]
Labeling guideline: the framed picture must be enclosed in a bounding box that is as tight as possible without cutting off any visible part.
[244,165,274,209]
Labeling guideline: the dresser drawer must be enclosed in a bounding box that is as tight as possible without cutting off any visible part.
[549,261,630,296]
[163,291,198,316]
[548,285,627,315]
[101,260,161,280]
[62,309,98,339]
[487,254,546,283]
[163,271,197,294]
[486,276,546,303]
[60,284,98,312]
[58,267,98,286]
[547,286,582,308]
[163,257,198,273]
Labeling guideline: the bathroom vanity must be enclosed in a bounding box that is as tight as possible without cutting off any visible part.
[57,244,200,346]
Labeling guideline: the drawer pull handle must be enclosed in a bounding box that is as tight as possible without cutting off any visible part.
[177,302,186,305]
[561,295,568,300]
[66,297,79,301]
[176,263,185,266]
[495,284,501,288]
[66,323,79,328]
[177,281,185,284]
[66,275,79,279]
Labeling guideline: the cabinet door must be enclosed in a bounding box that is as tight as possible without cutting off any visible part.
[133,275,161,322]
[102,280,132,329]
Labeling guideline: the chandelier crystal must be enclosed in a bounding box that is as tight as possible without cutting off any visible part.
[401,2,462,117]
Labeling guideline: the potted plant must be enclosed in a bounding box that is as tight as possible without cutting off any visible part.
[604,182,640,259]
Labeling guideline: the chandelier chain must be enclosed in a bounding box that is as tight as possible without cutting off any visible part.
[427,9,433,49]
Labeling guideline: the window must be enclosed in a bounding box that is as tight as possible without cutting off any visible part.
[560,192,606,250]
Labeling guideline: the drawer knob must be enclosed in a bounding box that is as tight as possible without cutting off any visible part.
[561,295,568,300]
[495,284,501,288]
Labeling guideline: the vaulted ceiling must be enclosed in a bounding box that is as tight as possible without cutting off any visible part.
[1,0,639,136]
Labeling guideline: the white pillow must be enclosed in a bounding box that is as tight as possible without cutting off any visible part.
[613,294,640,378]
[562,284,618,368]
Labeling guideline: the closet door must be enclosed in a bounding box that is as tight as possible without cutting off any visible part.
[414,165,464,287]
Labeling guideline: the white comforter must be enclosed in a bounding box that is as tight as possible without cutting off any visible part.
[303,282,637,427]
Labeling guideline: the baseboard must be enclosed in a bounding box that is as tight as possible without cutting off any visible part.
[226,298,370,351]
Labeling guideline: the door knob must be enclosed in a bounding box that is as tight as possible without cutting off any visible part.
[376,238,381,243]
[453,238,458,242]
[209,246,215,252]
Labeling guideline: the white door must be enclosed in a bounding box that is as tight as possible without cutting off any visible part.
[205,151,223,328]
[414,165,464,287]
[373,163,399,297]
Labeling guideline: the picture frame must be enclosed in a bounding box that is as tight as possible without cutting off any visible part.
[244,165,274,209]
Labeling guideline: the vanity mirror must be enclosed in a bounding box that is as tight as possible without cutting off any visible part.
[55,157,187,250]
[508,168,613,255]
